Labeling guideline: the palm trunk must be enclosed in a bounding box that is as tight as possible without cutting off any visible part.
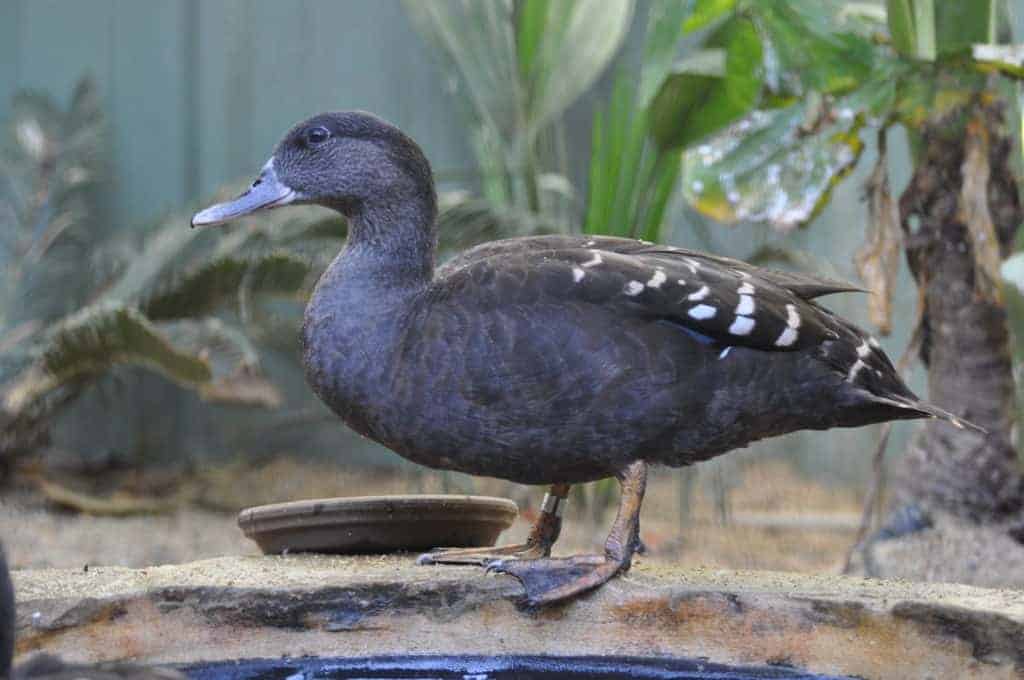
[896,103,1024,522]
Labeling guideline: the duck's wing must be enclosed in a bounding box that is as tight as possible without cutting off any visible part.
[438,235,863,302]
[437,241,841,353]
[433,239,979,431]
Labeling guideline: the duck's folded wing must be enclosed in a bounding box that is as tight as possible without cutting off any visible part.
[434,242,849,354]
[438,234,863,302]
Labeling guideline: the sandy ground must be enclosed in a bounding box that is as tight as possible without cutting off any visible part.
[0,458,864,573]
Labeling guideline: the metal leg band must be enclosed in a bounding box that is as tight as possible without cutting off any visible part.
[540,492,566,517]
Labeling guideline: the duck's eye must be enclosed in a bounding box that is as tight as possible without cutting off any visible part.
[304,126,331,146]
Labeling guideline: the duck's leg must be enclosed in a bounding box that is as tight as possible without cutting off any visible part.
[488,461,647,606]
[416,483,570,566]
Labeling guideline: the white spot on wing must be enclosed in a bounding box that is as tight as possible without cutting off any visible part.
[572,266,585,283]
[689,304,716,320]
[737,282,755,295]
[684,258,700,274]
[856,341,870,358]
[785,304,801,329]
[869,336,881,348]
[687,285,710,301]
[775,326,798,347]
[848,359,865,382]
[624,280,644,296]
[735,295,755,316]
[729,316,755,336]
[585,239,597,247]
[646,270,667,288]
[677,279,686,286]
[719,346,732,360]
[582,251,603,267]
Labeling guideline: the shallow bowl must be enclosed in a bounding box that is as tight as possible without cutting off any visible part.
[238,494,518,555]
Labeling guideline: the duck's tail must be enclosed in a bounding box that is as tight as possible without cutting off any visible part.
[871,395,986,434]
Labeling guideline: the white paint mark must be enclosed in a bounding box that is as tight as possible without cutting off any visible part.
[848,359,865,382]
[735,295,755,316]
[624,280,644,296]
[729,316,755,336]
[688,304,717,320]
[687,285,710,301]
[582,251,603,267]
[737,282,755,295]
[856,341,870,358]
[785,304,801,329]
[647,270,667,288]
[572,267,585,283]
[719,346,733,360]
[775,326,798,347]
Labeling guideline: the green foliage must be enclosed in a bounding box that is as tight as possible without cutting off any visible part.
[650,16,763,151]
[0,79,342,465]
[404,0,634,216]
[583,0,689,241]
[681,100,865,231]
[4,305,211,413]
[661,0,1020,233]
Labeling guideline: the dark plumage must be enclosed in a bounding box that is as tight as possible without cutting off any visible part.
[193,111,974,604]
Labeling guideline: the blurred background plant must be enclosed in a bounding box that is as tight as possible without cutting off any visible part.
[0,78,344,497]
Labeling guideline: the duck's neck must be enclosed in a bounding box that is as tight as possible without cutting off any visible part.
[302,195,437,433]
[334,194,437,289]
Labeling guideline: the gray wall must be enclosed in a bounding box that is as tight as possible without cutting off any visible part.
[0,0,474,227]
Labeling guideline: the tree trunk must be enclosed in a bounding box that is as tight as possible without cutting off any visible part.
[897,103,1024,523]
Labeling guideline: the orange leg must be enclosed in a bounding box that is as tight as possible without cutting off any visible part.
[487,461,647,606]
[417,483,571,566]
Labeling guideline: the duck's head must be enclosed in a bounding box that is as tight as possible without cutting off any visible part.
[192,111,436,227]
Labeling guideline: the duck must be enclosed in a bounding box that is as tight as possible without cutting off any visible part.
[192,111,974,606]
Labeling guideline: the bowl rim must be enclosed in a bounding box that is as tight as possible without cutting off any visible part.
[237,494,519,536]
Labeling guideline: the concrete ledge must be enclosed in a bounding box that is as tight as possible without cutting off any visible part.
[12,555,1024,679]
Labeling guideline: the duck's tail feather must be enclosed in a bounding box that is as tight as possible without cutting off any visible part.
[872,395,986,434]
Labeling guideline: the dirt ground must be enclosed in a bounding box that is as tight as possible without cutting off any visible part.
[0,457,865,573]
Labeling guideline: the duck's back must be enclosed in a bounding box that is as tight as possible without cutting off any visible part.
[370,235,932,485]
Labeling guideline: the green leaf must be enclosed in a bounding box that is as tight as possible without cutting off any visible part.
[650,16,763,150]
[517,0,635,137]
[141,252,312,321]
[756,2,875,96]
[683,0,737,34]
[681,100,865,232]
[935,0,994,56]
[637,0,693,108]
[3,304,211,412]
[886,0,917,57]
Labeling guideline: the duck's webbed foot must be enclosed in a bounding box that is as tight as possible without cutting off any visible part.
[417,483,569,566]
[489,461,647,606]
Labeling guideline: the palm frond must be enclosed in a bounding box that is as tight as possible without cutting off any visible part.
[3,304,211,413]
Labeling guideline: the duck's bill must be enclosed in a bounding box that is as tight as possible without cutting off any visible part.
[191,160,299,227]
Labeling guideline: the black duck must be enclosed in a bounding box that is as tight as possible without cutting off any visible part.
[193,111,974,605]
